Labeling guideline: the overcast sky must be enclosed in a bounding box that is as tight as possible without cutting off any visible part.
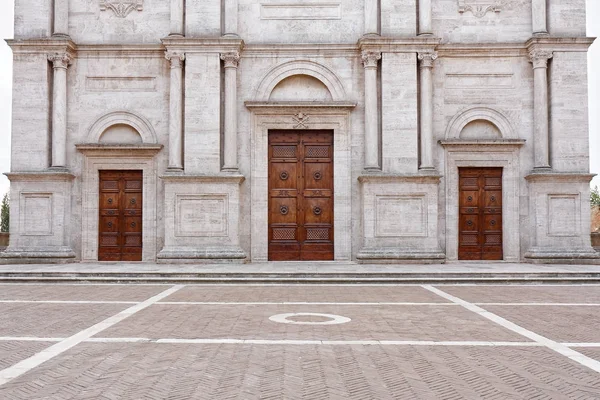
[0,2,599,199]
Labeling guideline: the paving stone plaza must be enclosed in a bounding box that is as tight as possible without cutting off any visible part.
[0,281,599,399]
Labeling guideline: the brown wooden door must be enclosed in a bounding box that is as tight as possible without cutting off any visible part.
[99,170,143,262]
[269,130,334,261]
[459,168,503,260]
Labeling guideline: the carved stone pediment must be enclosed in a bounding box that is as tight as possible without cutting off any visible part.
[100,1,143,18]
[458,0,501,18]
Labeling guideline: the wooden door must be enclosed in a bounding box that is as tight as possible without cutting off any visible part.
[459,168,503,260]
[99,170,143,262]
[268,130,334,261]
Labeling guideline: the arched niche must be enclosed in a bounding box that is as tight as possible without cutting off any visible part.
[87,111,158,144]
[99,123,143,144]
[445,107,516,140]
[459,119,502,139]
[255,60,347,101]
[269,74,333,102]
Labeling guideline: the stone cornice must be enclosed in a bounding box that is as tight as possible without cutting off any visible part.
[439,139,526,148]
[243,43,358,57]
[245,101,357,110]
[524,172,596,183]
[6,38,77,55]
[4,171,76,182]
[75,144,163,157]
[526,36,596,53]
[358,36,441,53]
[161,37,244,54]
[159,174,246,184]
[358,173,442,184]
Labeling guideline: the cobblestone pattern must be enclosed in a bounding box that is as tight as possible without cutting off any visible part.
[0,341,54,370]
[440,285,600,303]
[99,304,524,342]
[164,285,450,303]
[1,343,600,400]
[0,284,170,302]
[485,305,600,343]
[0,303,128,337]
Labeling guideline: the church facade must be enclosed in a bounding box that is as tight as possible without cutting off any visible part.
[1,0,597,264]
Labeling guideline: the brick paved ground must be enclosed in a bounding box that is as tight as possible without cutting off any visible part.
[0,283,599,399]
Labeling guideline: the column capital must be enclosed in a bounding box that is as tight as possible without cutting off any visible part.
[220,52,240,68]
[418,52,438,68]
[361,51,381,69]
[48,53,73,69]
[165,50,185,68]
[529,50,553,69]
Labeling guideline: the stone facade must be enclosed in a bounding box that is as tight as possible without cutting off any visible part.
[1,0,597,264]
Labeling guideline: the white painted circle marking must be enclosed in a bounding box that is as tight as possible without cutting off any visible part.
[269,313,351,325]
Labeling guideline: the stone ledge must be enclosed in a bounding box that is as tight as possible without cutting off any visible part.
[524,172,596,183]
[524,248,600,265]
[160,174,245,184]
[0,248,76,265]
[4,171,76,182]
[358,173,441,184]
[75,143,163,157]
[439,139,526,147]
[157,247,247,263]
[357,248,446,264]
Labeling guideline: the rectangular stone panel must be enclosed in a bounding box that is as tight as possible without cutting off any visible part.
[175,195,228,237]
[260,2,342,20]
[86,77,157,92]
[375,195,427,237]
[548,194,579,237]
[20,193,52,236]
[445,73,514,89]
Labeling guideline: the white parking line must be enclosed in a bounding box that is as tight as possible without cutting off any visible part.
[156,301,456,306]
[423,285,600,374]
[0,285,185,387]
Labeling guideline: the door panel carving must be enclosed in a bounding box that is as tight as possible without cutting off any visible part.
[459,167,503,260]
[269,130,334,261]
[99,170,143,261]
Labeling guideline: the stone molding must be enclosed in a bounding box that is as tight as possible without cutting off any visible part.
[85,111,158,144]
[417,52,438,68]
[161,37,244,54]
[254,60,348,101]
[444,107,517,139]
[75,144,163,157]
[165,50,185,68]
[99,0,143,18]
[524,173,596,183]
[357,174,441,184]
[458,0,501,18]
[160,174,245,184]
[4,172,76,182]
[440,139,525,147]
[361,51,381,69]
[220,52,240,68]
[245,101,356,110]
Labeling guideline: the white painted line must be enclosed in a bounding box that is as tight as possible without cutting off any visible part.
[0,300,138,305]
[475,303,600,307]
[0,284,185,387]
[85,337,152,343]
[156,301,455,306]
[564,343,600,348]
[269,313,351,325]
[423,285,600,374]
[0,337,64,342]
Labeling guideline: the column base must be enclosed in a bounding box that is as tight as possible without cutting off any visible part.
[524,248,600,264]
[0,247,76,265]
[157,246,247,263]
[357,248,445,264]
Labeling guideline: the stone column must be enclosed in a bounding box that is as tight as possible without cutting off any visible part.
[53,0,69,37]
[166,51,185,171]
[223,0,238,36]
[221,52,240,171]
[532,0,548,35]
[170,0,185,36]
[418,0,432,36]
[362,51,381,170]
[418,52,437,170]
[364,0,378,36]
[48,53,72,169]
[530,50,553,170]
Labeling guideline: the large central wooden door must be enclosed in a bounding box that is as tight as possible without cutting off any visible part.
[99,170,143,262]
[458,167,503,260]
[269,130,334,261]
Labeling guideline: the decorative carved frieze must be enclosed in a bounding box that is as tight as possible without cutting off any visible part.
[165,51,185,69]
[458,0,501,18]
[220,52,241,68]
[418,52,438,68]
[361,51,381,69]
[529,50,553,69]
[48,53,73,69]
[100,1,143,18]
[293,112,310,129]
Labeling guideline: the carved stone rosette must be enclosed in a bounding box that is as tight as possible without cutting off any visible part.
[418,52,438,69]
[220,52,241,68]
[165,51,186,69]
[529,50,553,69]
[100,0,143,18]
[361,51,381,69]
[48,53,73,70]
